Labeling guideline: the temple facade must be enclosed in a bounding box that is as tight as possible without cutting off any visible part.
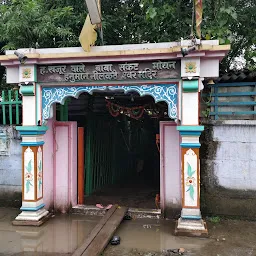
[0,40,229,235]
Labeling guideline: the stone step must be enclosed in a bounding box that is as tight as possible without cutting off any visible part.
[72,205,162,219]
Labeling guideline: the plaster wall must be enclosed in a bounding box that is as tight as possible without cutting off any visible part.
[0,125,22,207]
[54,122,77,213]
[43,118,54,210]
[182,93,199,125]
[200,120,256,218]
[160,122,181,218]
[22,96,36,125]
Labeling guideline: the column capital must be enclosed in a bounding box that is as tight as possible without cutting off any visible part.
[20,83,35,96]
[16,126,48,135]
[177,126,204,135]
[16,126,48,146]
[177,126,204,148]
[182,79,199,92]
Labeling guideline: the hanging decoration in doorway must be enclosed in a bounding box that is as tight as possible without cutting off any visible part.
[106,100,145,120]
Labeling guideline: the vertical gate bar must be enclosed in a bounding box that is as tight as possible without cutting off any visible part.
[93,118,98,192]
[112,124,116,184]
[8,90,12,125]
[98,117,103,190]
[15,90,19,124]
[97,118,102,190]
[108,125,112,184]
[102,121,107,186]
[91,118,95,191]
[102,121,105,188]
[91,116,96,193]
[95,119,100,191]
[111,120,115,184]
[2,91,6,125]
[98,120,102,190]
[78,127,85,204]
[107,123,111,185]
[102,120,106,188]
[92,117,95,192]
[104,121,108,186]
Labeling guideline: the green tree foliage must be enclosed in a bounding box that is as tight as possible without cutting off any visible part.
[102,0,145,45]
[141,0,256,71]
[0,0,86,49]
[0,0,255,72]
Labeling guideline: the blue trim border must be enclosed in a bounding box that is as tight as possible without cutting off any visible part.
[180,143,201,148]
[177,125,204,132]
[20,203,45,211]
[181,215,202,220]
[41,84,178,124]
[16,126,48,136]
[179,131,202,136]
[19,131,46,136]
[20,141,45,146]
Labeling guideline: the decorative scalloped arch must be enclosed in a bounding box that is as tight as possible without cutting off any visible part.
[41,84,178,124]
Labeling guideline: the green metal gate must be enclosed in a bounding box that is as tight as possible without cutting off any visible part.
[84,112,159,196]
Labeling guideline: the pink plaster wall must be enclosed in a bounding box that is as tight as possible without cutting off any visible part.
[43,118,78,212]
[54,122,77,213]
[43,118,54,210]
[160,121,181,218]
[55,125,69,213]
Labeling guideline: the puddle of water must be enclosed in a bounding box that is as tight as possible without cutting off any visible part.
[111,218,209,252]
[0,208,100,255]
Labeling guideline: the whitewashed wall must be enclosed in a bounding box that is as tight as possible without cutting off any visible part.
[200,120,256,217]
[0,125,22,207]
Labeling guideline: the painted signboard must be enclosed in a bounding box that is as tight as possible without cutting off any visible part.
[37,60,181,83]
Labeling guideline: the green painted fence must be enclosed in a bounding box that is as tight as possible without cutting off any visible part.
[0,90,22,125]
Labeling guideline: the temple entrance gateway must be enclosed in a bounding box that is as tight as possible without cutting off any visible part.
[43,83,179,215]
[0,41,230,236]
[63,92,164,209]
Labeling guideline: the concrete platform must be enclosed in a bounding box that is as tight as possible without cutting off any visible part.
[72,205,161,219]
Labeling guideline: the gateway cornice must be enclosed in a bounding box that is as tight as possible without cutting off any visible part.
[0,43,230,66]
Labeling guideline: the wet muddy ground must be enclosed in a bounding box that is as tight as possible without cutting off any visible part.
[103,218,256,256]
[0,208,256,256]
[84,179,159,209]
[0,208,99,256]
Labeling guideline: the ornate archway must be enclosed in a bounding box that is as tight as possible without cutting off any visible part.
[41,83,178,124]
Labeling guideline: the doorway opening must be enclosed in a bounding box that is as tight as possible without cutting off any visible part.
[56,91,172,209]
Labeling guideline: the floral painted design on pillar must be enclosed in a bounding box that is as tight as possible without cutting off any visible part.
[183,149,198,207]
[24,147,35,200]
[37,146,43,199]
[186,163,196,200]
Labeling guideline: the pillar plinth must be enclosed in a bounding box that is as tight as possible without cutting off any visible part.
[175,126,208,237]
[13,126,51,226]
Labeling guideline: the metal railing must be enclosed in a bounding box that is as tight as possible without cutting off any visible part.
[203,82,256,120]
[0,90,22,125]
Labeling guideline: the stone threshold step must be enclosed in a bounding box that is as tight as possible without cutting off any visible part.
[72,205,161,219]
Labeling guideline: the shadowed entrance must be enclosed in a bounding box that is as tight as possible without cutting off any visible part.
[59,92,171,209]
